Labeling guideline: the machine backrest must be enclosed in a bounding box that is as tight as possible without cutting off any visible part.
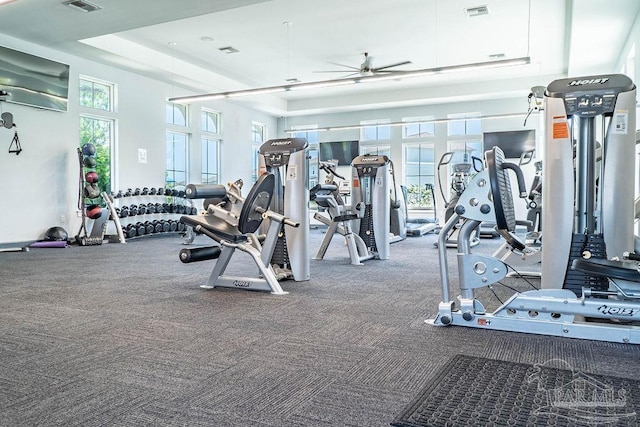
[486,146,516,232]
[238,173,275,234]
[486,146,528,251]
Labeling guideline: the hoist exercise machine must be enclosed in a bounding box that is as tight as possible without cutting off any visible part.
[179,173,299,295]
[311,161,375,265]
[350,154,405,260]
[259,138,310,281]
[429,74,640,344]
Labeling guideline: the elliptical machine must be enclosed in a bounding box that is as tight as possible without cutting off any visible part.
[435,152,482,248]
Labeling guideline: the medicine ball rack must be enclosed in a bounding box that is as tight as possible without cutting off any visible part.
[109,187,199,241]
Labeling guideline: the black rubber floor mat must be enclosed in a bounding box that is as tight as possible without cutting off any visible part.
[391,354,640,427]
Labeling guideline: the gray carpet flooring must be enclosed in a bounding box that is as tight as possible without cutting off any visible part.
[1,229,640,426]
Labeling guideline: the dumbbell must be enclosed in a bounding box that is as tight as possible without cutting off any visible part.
[176,190,185,198]
[141,187,149,195]
[118,206,129,218]
[168,220,178,232]
[152,220,163,233]
[135,222,147,236]
[149,187,157,195]
[142,221,154,234]
[161,220,171,232]
[157,187,165,195]
[133,188,141,196]
[123,188,132,197]
[165,188,173,196]
[145,203,156,214]
[138,204,148,215]
[124,224,137,238]
[128,204,138,216]
[177,222,185,232]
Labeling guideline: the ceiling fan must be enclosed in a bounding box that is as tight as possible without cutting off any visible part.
[314,52,412,76]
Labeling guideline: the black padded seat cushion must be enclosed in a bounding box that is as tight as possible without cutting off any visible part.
[180,215,248,243]
[572,257,640,282]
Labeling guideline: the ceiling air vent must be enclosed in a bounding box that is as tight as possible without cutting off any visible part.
[465,5,489,17]
[63,0,102,13]
[219,46,239,54]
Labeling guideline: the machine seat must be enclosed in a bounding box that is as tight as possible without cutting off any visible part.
[334,213,358,222]
[572,258,640,282]
[180,215,248,243]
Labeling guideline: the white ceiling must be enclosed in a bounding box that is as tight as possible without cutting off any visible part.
[0,0,637,116]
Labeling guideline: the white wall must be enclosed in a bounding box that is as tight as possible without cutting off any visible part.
[0,35,277,245]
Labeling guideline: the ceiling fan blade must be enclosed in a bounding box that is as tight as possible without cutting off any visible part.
[326,62,361,70]
[372,60,412,72]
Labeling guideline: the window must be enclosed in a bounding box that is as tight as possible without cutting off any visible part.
[292,128,318,144]
[447,113,481,137]
[79,76,116,201]
[360,145,391,157]
[361,119,391,141]
[403,117,435,139]
[251,122,266,182]
[404,143,435,210]
[166,102,187,126]
[201,139,220,185]
[166,102,189,188]
[166,132,187,188]
[79,78,113,111]
[201,109,221,185]
[202,109,221,134]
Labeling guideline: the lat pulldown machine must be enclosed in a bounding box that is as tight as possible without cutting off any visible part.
[429,74,640,344]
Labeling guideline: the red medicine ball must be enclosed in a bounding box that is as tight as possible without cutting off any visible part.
[85,171,99,183]
[86,204,102,220]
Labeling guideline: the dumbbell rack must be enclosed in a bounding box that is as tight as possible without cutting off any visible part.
[110,187,199,241]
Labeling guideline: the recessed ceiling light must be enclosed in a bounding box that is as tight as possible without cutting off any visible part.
[286,78,301,83]
[489,53,505,59]
[219,46,239,54]
[465,5,489,17]
[168,41,177,46]
[62,0,102,13]
[200,36,214,42]
[0,0,18,6]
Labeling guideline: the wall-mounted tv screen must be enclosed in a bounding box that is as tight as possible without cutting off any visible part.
[483,130,535,159]
[319,140,360,165]
[0,45,70,112]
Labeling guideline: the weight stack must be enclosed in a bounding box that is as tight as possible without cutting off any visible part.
[563,233,609,296]
[359,204,376,252]
[272,234,290,269]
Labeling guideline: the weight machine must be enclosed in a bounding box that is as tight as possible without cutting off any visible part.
[259,138,310,281]
[429,74,640,344]
[350,154,405,260]
[311,161,374,265]
[179,173,299,295]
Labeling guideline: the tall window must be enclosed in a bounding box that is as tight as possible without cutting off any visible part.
[447,113,482,164]
[166,102,188,188]
[404,143,435,209]
[401,116,436,210]
[361,119,391,141]
[201,109,221,184]
[79,76,115,199]
[251,122,266,182]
